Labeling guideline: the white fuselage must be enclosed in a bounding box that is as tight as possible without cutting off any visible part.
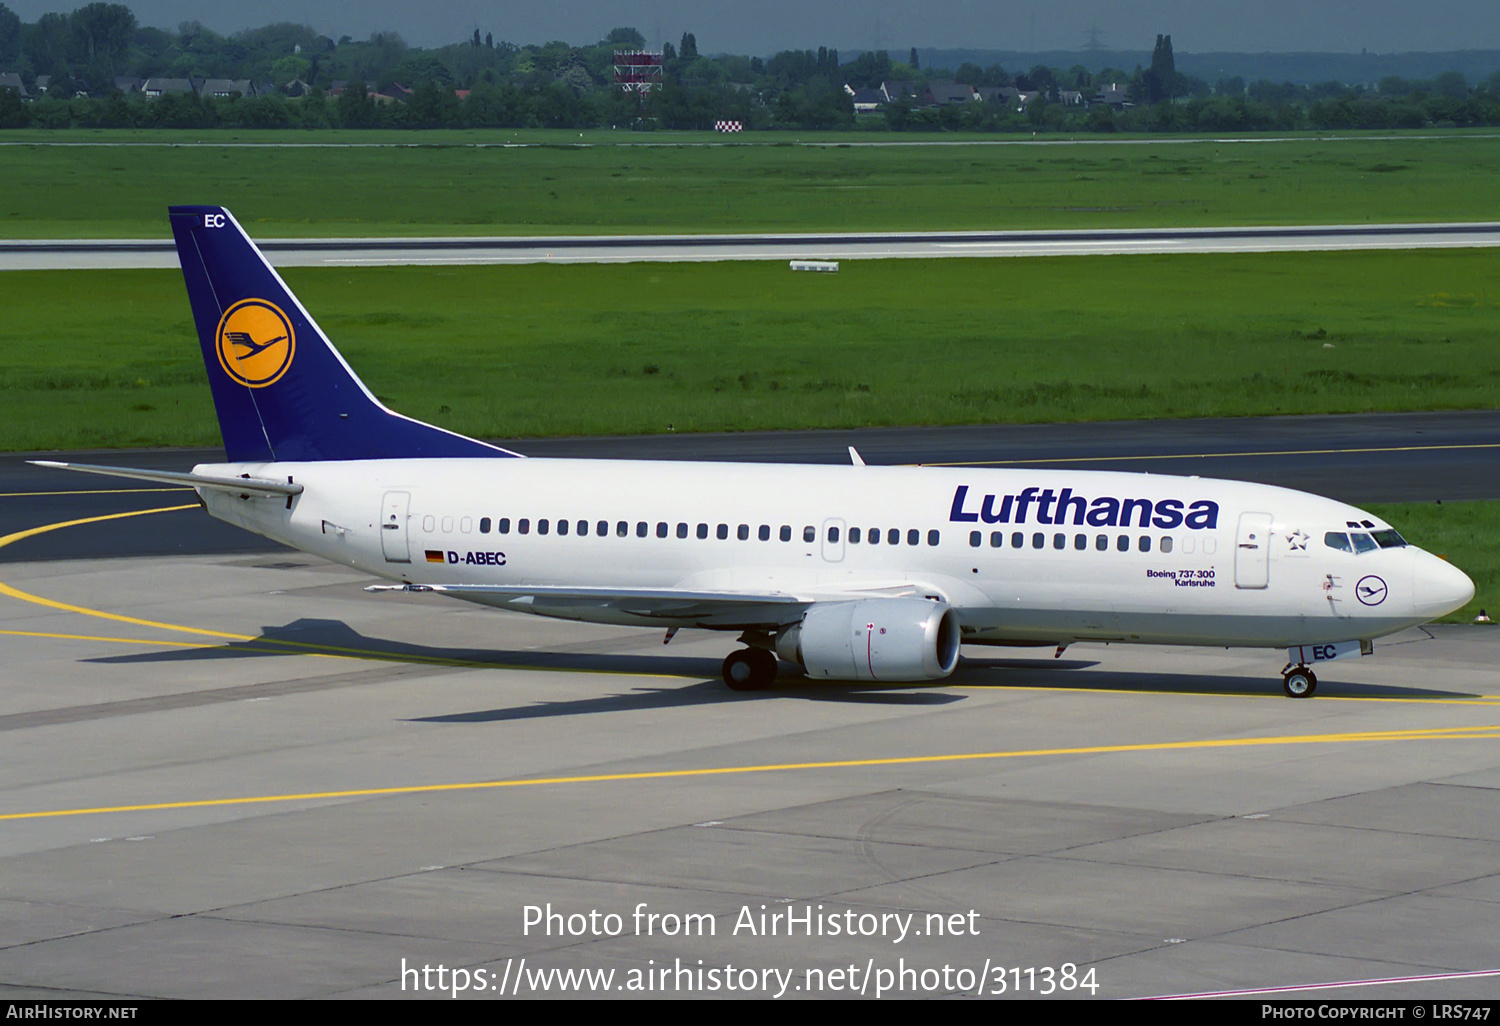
[194,457,1473,650]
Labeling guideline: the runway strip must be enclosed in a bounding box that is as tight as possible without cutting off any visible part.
[6,221,1500,269]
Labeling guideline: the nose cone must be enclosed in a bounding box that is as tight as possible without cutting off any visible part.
[1412,550,1476,620]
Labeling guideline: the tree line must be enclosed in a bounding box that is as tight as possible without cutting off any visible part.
[4,4,1500,132]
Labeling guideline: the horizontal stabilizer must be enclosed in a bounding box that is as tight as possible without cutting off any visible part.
[29,460,304,497]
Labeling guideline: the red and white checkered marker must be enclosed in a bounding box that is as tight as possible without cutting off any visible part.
[714,120,743,132]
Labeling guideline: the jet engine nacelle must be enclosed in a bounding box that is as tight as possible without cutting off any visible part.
[777,598,961,681]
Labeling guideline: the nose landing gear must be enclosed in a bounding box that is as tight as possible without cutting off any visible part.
[1282,665,1317,698]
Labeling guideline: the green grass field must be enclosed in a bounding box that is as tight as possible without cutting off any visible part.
[4,130,1500,237]
[3,248,1496,451]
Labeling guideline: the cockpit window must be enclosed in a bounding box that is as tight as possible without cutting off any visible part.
[1350,533,1378,554]
[1372,529,1407,549]
[1324,532,1352,552]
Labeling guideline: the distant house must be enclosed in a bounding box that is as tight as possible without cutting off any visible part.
[1094,82,1129,108]
[878,80,919,104]
[281,78,312,97]
[0,72,27,98]
[201,79,253,98]
[845,85,885,112]
[114,77,142,94]
[34,75,49,94]
[924,80,978,106]
[142,78,194,98]
[1058,90,1084,106]
[375,83,411,104]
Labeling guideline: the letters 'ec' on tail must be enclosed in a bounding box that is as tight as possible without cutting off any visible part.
[169,206,520,464]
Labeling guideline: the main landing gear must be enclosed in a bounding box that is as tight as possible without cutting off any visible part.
[1282,665,1317,699]
[722,647,778,691]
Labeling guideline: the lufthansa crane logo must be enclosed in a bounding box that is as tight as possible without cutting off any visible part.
[1356,575,1389,606]
[215,299,295,388]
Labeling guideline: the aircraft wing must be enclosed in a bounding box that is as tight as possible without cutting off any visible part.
[28,461,304,498]
[366,582,811,628]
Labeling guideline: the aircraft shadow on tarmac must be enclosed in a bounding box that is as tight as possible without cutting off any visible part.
[82,618,1476,720]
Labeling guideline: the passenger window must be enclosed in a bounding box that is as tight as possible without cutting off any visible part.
[657,522,668,538]
[804,526,817,543]
[1074,533,1087,550]
[1138,535,1151,552]
[1351,533,1377,554]
[498,517,511,534]
[758,525,770,541]
[479,517,491,534]
[441,516,454,533]
[907,529,920,546]
[1182,536,1195,554]
[970,531,981,547]
[616,521,628,537]
[1160,536,1173,553]
[1324,532,1352,552]
[636,521,648,538]
[1012,532,1023,548]
[1095,534,1107,551]
[850,527,862,544]
[558,519,569,536]
[990,531,1004,547]
[577,520,588,536]
[737,524,750,541]
[538,519,549,535]
[868,529,880,546]
[717,524,728,540]
[1032,532,1044,549]
[927,530,940,546]
[888,528,900,545]
[1117,534,1129,552]
[829,526,841,543]
[460,517,473,534]
[676,522,688,539]
[518,518,530,535]
[780,525,792,542]
[422,515,435,532]
[1053,533,1065,550]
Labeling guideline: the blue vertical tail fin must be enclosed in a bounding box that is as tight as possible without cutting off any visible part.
[169,205,520,463]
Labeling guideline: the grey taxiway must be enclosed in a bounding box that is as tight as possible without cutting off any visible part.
[1,416,1498,1000]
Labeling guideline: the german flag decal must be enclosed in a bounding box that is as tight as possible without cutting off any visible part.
[425,550,445,564]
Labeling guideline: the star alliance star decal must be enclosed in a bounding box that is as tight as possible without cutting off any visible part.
[1287,530,1309,551]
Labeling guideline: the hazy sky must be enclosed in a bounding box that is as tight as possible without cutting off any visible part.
[7,0,1500,54]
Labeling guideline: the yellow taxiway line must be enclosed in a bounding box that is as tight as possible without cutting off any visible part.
[5,724,1500,822]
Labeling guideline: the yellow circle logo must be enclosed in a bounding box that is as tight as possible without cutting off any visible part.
[215,299,295,388]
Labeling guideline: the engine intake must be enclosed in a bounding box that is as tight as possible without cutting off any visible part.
[777,598,961,681]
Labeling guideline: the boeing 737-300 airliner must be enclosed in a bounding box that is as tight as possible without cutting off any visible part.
[35,207,1476,697]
